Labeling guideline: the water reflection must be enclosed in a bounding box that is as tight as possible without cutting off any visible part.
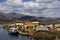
[0,25,32,40]
[8,34,19,40]
[0,25,59,40]
[8,33,19,38]
[8,33,31,40]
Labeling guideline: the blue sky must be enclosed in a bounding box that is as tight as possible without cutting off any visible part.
[0,0,60,17]
[0,0,31,2]
[0,0,6,2]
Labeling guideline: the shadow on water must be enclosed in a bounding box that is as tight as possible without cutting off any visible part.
[8,33,19,37]
[8,33,20,40]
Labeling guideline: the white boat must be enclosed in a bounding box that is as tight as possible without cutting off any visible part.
[8,27,19,34]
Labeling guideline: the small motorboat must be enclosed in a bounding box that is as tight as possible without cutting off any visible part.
[8,27,19,34]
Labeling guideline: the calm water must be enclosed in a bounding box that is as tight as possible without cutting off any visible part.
[0,25,59,40]
[0,26,34,40]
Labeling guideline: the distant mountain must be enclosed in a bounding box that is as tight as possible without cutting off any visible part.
[0,12,60,24]
[38,17,60,24]
[0,12,39,22]
[0,12,24,22]
[18,15,39,22]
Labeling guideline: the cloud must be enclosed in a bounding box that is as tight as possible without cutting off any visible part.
[36,0,55,3]
[0,0,60,17]
[6,0,22,4]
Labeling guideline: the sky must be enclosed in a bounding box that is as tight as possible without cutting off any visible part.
[0,0,60,17]
[0,0,6,2]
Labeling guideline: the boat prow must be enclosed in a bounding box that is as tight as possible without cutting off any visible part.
[8,27,19,35]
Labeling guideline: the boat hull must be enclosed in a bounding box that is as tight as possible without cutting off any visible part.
[8,31,19,35]
[8,27,19,35]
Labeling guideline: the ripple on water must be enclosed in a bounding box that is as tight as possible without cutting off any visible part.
[0,26,34,40]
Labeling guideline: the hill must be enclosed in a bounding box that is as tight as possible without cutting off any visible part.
[0,12,60,24]
[19,15,39,22]
[0,12,24,22]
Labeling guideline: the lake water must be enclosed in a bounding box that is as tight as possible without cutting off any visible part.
[0,26,34,40]
[0,25,59,40]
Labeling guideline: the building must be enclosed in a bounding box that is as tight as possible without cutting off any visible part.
[25,22,34,31]
[55,24,60,27]
[15,22,24,27]
[32,21,40,26]
[56,27,60,31]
